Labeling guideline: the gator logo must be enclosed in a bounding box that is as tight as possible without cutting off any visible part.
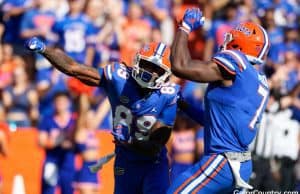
[235,25,251,36]
[114,167,125,175]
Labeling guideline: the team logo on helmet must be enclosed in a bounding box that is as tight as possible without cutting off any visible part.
[235,25,251,36]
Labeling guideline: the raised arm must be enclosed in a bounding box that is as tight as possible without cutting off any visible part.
[26,37,101,86]
[171,8,223,83]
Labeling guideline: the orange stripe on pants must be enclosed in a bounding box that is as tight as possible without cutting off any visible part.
[191,159,227,194]
[173,155,217,194]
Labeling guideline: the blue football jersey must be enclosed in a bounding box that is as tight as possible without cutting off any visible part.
[39,114,76,167]
[98,62,179,160]
[20,9,56,45]
[52,13,94,64]
[204,49,269,154]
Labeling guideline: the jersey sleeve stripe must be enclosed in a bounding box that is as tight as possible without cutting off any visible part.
[222,50,247,71]
[98,67,105,81]
[111,62,115,72]
[107,64,113,80]
[103,66,108,80]
[213,57,236,75]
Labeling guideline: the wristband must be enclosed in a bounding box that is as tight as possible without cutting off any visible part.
[179,21,191,34]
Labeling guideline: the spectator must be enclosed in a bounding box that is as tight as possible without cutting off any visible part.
[20,0,57,71]
[270,105,300,191]
[52,0,94,65]
[271,0,295,27]
[20,0,57,43]
[236,0,260,23]
[150,27,162,43]
[93,0,125,65]
[38,92,76,194]
[137,0,174,45]
[73,94,101,194]
[1,0,35,54]
[167,114,204,183]
[0,43,18,90]
[36,68,68,117]
[172,0,212,59]
[51,0,69,20]
[90,89,112,131]
[261,8,284,65]
[85,0,124,67]
[203,1,239,60]
[84,0,104,68]
[121,1,151,65]
[275,26,300,66]
[2,61,39,127]
[270,51,300,95]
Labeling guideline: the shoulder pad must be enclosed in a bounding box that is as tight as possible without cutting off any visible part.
[213,50,248,74]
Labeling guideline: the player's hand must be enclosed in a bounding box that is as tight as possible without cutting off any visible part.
[25,37,46,53]
[180,8,205,34]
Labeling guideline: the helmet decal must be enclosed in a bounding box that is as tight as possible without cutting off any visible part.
[235,25,251,36]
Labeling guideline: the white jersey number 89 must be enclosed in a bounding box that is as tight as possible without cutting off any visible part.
[114,105,157,141]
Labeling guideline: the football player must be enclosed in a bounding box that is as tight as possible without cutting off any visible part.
[168,8,270,193]
[26,38,179,194]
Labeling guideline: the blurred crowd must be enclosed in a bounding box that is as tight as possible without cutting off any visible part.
[0,0,299,193]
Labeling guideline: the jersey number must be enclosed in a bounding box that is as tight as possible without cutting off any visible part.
[64,29,85,53]
[114,105,156,141]
[249,85,268,129]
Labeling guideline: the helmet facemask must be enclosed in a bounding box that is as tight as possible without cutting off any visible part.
[220,33,233,51]
[132,55,171,89]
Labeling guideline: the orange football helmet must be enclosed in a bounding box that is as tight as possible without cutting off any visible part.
[132,42,172,89]
[221,21,270,64]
